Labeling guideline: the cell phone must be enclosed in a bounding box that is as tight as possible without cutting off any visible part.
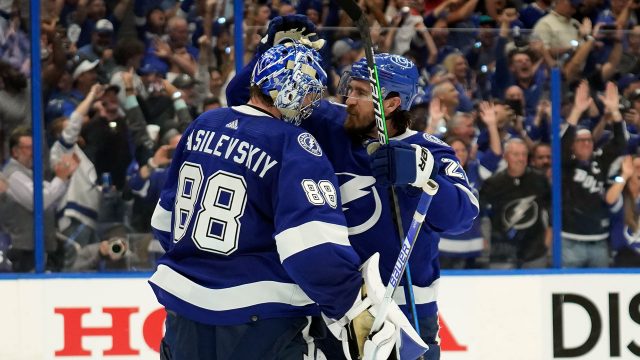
[505,99,523,116]
[168,148,176,159]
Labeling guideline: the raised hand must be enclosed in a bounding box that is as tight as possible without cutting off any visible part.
[479,101,497,128]
[574,80,593,114]
[598,81,621,120]
[621,155,635,181]
[153,38,172,59]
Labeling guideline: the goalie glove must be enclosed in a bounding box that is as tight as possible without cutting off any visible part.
[258,15,326,54]
[368,140,438,190]
[323,253,428,360]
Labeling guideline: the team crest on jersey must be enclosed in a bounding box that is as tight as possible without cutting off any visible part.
[423,133,448,146]
[337,173,381,235]
[298,133,322,156]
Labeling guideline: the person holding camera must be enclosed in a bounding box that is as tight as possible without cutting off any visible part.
[493,8,548,116]
[69,226,134,271]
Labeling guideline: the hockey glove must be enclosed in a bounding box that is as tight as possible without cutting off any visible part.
[368,140,438,189]
[258,15,325,54]
[323,253,428,360]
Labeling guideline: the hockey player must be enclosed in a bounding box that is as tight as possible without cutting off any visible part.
[149,43,426,359]
[226,17,479,360]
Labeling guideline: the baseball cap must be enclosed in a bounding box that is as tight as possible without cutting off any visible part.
[478,15,496,26]
[618,74,640,92]
[72,59,99,80]
[172,73,199,88]
[95,19,114,34]
[332,38,362,62]
[569,0,582,7]
[138,62,163,76]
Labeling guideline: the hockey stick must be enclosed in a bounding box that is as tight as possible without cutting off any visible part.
[336,0,440,346]
[336,0,422,330]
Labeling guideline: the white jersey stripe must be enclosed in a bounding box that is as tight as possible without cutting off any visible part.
[393,279,440,306]
[150,264,315,311]
[439,237,484,253]
[151,201,172,232]
[275,221,351,262]
[561,231,609,241]
[455,183,480,210]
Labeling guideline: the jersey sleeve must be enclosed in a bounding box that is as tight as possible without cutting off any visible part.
[272,132,361,320]
[417,136,480,234]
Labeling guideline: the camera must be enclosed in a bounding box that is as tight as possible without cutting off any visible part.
[512,27,529,49]
[108,238,127,259]
[619,96,632,114]
[505,99,524,116]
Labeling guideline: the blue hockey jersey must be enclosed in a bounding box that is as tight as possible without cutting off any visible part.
[300,100,479,316]
[149,105,362,326]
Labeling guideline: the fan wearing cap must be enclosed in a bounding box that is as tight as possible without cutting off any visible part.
[78,19,116,83]
[171,73,200,118]
[562,80,627,268]
[73,0,129,48]
[45,57,99,123]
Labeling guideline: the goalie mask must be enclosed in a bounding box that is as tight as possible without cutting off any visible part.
[337,53,419,111]
[251,42,327,126]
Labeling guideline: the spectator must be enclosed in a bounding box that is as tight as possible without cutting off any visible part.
[77,19,116,83]
[49,84,106,266]
[69,225,136,271]
[604,155,640,267]
[520,0,551,29]
[1,127,78,271]
[442,53,474,112]
[208,68,226,106]
[0,60,30,160]
[440,102,502,269]
[72,0,130,48]
[145,16,198,79]
[446,112,476,145]
[532,0,586,56]
[110,38,146,107]
[171,73,200,118]
[45,57,99,125]
[431,80,460,117]
[562,81,626,268]
[128,130,181,233]
[530,142,552,180]
[134,5,167,44]
[493,10,547,115]
[466,15,497,75]
[480,138,551,269]
[626,25,640,63]
[81,86,132,192]
[203,96,222,111]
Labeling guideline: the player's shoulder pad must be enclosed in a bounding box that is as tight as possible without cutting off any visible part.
[398,130,454,153]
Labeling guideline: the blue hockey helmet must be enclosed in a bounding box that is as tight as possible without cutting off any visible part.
[340,54,419,111]
[251,42,327,126]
